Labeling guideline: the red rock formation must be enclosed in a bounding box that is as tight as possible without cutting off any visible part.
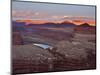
[12,32,23,45]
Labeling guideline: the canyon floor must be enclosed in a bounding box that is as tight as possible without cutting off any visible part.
[12,25,96,74]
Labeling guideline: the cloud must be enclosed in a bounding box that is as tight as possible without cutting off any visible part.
[16,19,48,24]
[12,10,50,19]
[72,19,95,26]
[12,10,95,26]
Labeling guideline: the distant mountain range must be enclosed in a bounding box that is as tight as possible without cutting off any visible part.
[12,20,96,35]
[78,23,92,27]
[12,20,95,28]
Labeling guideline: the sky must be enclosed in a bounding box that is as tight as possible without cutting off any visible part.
[12,1,96,26]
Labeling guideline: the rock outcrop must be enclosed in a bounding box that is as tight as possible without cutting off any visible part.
[12,32,24,45]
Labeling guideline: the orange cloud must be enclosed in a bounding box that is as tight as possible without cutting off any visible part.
[16,19,48,25]
[16,19,96,26]
[72,20,84,25]
[13,10,95,26]
[72,19,95,26]
[85,20,95,26]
